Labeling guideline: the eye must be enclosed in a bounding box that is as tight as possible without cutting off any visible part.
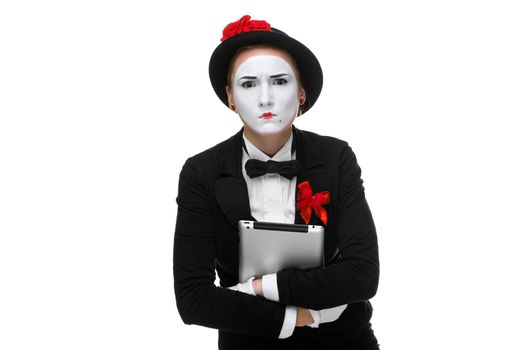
[241,81,256,88]
[273,78,288,86]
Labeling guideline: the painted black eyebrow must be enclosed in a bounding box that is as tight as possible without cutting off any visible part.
[270,74,290,78]
[238,73,290,80]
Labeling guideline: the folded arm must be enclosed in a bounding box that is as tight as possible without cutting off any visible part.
[274,144,380,310]
[173,159,287,339]
[227,276,345,332]
[258,275,348,328]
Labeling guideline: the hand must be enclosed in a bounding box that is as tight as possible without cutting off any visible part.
[295,307,315,327]
[252,277,263,296]
[226,276,256,295]
[307,304,348,328]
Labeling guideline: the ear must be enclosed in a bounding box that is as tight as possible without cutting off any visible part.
[298,86,306,105]
[226,85,236,111]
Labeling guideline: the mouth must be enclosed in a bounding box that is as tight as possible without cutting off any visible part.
[260,112,276,119]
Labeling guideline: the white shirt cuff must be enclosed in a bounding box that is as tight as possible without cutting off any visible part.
[307,309,321,328]
[278,306,297,339]
[262,273,280,302]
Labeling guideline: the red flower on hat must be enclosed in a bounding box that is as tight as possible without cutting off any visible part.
[296,181,330,225]
[221,15,271,42]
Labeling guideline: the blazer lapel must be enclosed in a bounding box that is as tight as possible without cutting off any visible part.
[292,125,330,226]
[292,126,338,265]
[214,127,257,229]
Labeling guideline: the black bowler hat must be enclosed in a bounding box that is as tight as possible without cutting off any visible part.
[208,15,323,115]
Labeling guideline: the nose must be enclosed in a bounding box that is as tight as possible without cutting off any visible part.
[258,82,274,108]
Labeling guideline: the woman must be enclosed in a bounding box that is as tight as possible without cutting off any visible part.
[173,15,380,349]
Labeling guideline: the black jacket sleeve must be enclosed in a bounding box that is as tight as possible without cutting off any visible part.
[173,157,287,338]
[276,144,380,310]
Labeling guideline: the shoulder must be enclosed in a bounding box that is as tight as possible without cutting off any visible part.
[179,132,236,176]
[299,128,356,159]
[183,139,225,165]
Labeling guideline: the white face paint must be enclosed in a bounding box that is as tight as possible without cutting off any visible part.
[232,55,299,134]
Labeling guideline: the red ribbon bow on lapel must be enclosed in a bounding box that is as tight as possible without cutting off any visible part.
[296,181,330,225]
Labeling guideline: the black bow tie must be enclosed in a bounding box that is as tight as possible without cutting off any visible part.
[241,127,299,179]
[245,159,300,180]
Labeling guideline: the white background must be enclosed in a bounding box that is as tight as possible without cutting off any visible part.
[1,1,524,349]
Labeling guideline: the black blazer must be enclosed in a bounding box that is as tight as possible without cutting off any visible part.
[173,124,379,344]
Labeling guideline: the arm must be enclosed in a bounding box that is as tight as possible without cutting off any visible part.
[173,158,287,339]
[225,278,315,333]
[275,144,380,310]
[256,275,348,328]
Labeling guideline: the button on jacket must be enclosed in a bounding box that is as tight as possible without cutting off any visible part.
[173,124,379,348]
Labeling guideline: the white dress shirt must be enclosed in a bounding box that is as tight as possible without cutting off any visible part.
[241,130,298,339]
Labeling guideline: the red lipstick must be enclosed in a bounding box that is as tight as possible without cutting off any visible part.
[261,112,275,119]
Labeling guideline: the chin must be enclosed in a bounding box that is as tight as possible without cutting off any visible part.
[252,124,287,135]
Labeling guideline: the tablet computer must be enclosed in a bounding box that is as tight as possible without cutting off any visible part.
[238,220,324,282]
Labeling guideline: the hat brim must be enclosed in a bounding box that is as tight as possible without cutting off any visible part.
[208,27,323,115]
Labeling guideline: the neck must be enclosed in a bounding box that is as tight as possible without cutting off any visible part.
[243,126,292,158]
